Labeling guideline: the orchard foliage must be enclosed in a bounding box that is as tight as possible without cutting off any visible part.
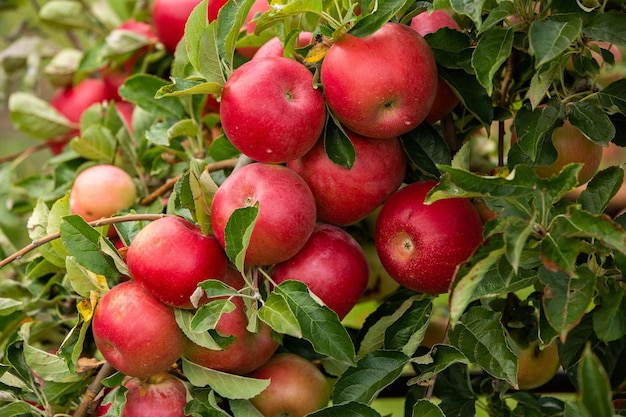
[1,0,626,416]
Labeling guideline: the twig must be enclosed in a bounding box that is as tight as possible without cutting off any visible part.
[73,362,116,417]
[0,142,49,164]
[139,158,239,206]
[498,54,516,167]
[0,213,167,269]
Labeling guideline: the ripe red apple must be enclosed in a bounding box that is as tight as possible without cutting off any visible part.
[375,180,484,294]
[509,331,560,390]
[210,162,317,266]
[69,164,137,223]
[127,216,228,309]
[248,353,332,417]
[320,22,438,139]
[92,280,184,379]
[152,0,202,52]
[535,119,603,185]
[252,32,314,60]
[271,223,370,319]
[219,56,326,163]
[97,372,188,417]
[208,0,229,21]
[410,9,462,123]
[183,266,280,374]
[235,0,271,59]
[286,130,406,226]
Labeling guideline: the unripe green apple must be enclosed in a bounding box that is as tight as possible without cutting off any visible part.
[510,331,561,390]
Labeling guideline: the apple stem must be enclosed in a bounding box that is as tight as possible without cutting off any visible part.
[0,213,167,269]
[73,362,116,417]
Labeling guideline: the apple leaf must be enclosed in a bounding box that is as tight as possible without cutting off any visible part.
[70,124,117,163]
[181,357,270,400]
[0,298,21,316]
[478,2,515,34]
[568,102,615,146]
[308,402,383,417]
[563,401,588,417]
[324,113,355,169]
[190,299,236,333]
[583,11,626,45]
[411,399,446,417]
[424,29,472,69]
[198,279,241,298]
[228,399,265,417]
[565,205,626,254]
[258,290,302,338]
[119,74,187,118]
[529,16,582,67]
[528,61,561,109]
[39,0,93,30]
[56,308,94,374]
[65,256,109,297]
[508,100,561,168]
[23,338,83,383]
[438,67,494,127]
[593,285,626,343]
[383,296,433,357]
[400,123,451,179]
[0,402,32,417]
[216,0,256,73]
[411,344,471,384]
[349,0,410,38]
[540,266,596,338]
[224,204,259,274]
[448,306,518,388]
[8,91,76,139]
[471,27,514,96]
[274,280,356,366]
[578,166,624,215]
[27,198,67,268]
[189,158,217,234]
[449,0,485,27]
[254,0,324,34]
[156,78,223,98]
[577,345,614,417]
[332,350,409,405]
[175,308,230,350]
[185,0,226,85]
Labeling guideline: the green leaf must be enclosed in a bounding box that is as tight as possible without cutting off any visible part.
[258,290,302,338]
[39,0,93,29]
[425,29,472,69]
[254,0,323,34]
[597,79,626,115]
[566,205,626,254]
[324,114,355,169]
[27,199,66,268]
[578,166,624,215]
[439,67,493,125]
[450,0,485,27]
[471,27,514,96]
[70,124,117,162]
[333,350,409,405]
[119,74,187,118]
[190,299,236,333]
[0,297,21,316]
[60,215,120,278]
[411,399,446,417]
[503,216,535,273]
[274,280,356,366]
[540,266,596,337]
[528,61,561,108]
[577,345,614,417]
[308,402,383,417]
[529,16,582,67]
[593,288,626,343]
[189,158,218,234]
[349,0,411,38]
[412,344,471,383]
[216,0,257,73]
[156,78,224,98]
[508,100,561,168]
[568,102,615,146]
[175,308,224,350]
[8,92,75,139]
[400,123,451,179]
[224,205,259,273]
[182,357,270,400]
[23,343,83,383]
[384,297,433,357]
[583,11,626,46]
[185,0,226,85]
[448,306,518,387]
[0,402,32,417]
[198,279,241,298]
[65,256,109,297]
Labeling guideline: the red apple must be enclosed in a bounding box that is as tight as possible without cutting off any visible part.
[219,56,326,163]
[286,130,406,226]
[152,0,202,52]
[410,9,462,123]
[271,223,370,319]
[92,281,184,379]
[248,353,332,417]
[320,22,438,139]
[375,180,484,294]
[208,0,229,21]
[69,164,137,223]
[535,119,603,185]
[127,216,228,309]
[210,162,317,266]
[252,32,314,60]
[97,372,188,417]
[183,266,280,374]
[235,0,271,59]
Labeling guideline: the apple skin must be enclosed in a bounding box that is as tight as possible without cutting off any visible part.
[535,119,603,185]
[374,180,484,294]
[287,130,406,226]
[69,164,137,223]
[219,56,326,163]
[409,10,462,123]
[252,32,313,60]
[97,372,188,417]
[271,223,370,319]
[92,280,184,379]
[320,22,438,139]
[210,162,317,266]
[127,216,228,309]
[183,265,280,374]
[510,332,560,390]
[248,353,332,417]
[152,0,202,52]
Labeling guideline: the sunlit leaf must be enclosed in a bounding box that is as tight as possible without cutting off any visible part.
[529,16,582,67]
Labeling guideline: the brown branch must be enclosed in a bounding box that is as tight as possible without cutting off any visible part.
[0,213,167,269]
[73,362,116,417]
[139,158,239,206]
[0,142,50,164]
[498,54,516,167]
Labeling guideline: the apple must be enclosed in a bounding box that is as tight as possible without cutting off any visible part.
[69,164,137,223]
[210,162,317,266]
[374,180,484,294]
[97,372,188,417]
[535,119,603,185]
[509,331,560,390]
[127,216,228,309]
[320,22,438,139]
[271,223,370,319]
[208,0,229,21]
[248,353,332,417]
[182,265,280,374]
[252,32,314,60]
[219,56,326,163]
[286,130,406,226]
[92,280,184,379]
[409,9,462,123]
[235,0,271,59]
[152,0,202,52]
